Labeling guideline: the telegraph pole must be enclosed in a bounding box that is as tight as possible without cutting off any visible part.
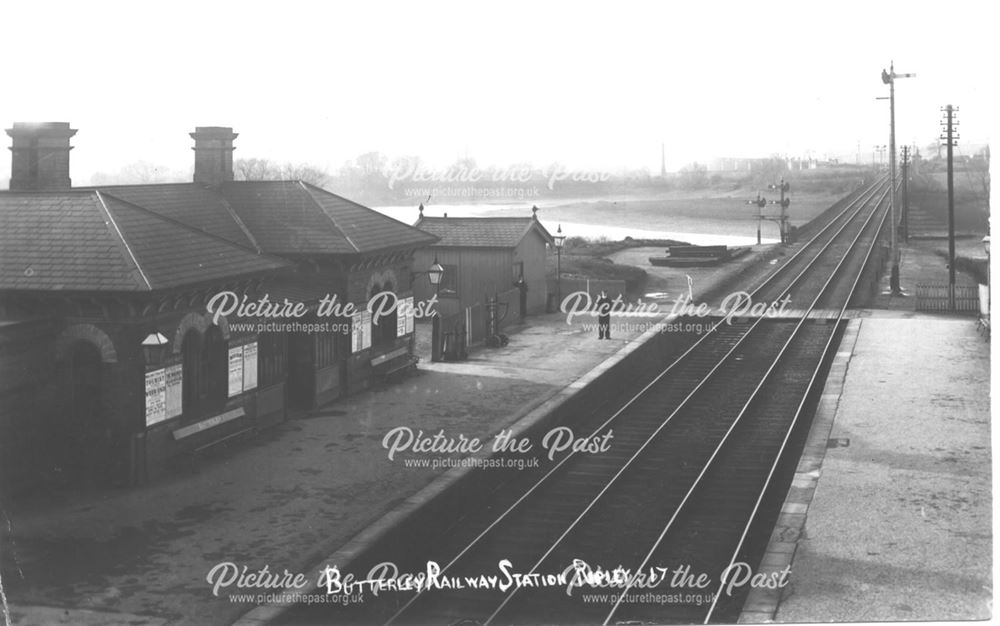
[901,146,910,241]
[941,105,959,310]
[882,61,915,295]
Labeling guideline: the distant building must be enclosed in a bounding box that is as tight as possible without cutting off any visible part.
[708,156,832,173]
[0,123,436,492]
[785,157,819,171]
[412,208,555,316]
[706,157,777,173]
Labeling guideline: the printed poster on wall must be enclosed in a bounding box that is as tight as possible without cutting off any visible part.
[145,368,166,427]
[228,345,244,397]
[352,311,364,353]
[361,310,372,350]
[164,363,183,419]
[396,300,407,338]
[405,296,415,334]
[352,310,373,353]
[242,342,258,391]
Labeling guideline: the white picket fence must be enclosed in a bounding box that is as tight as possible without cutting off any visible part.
[914,284,980,313]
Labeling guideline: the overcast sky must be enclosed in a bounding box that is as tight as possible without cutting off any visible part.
[0,0,994,181]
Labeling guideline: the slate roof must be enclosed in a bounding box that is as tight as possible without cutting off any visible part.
[218,181,353,254]
[0,191,289,292]
[302,184,438,253]
[413,216,555,248]
[86,183,258,249]
[219,181,437,255]
[85,181,436,256]
[1,180,437,293]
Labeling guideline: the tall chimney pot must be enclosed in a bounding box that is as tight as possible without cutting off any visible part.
[6,122,77,191]
[190,126,237,186]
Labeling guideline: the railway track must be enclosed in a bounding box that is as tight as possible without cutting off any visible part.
[278,177,893,626]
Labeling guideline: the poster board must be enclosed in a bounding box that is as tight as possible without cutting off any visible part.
[361,311,372,349]
[352,310,373,353]
[242,342,258,391]
[396,301,407,338]
[352,311,364,353]
[228,345,244,397]
[145,368,166,426]
[164,363,183,420]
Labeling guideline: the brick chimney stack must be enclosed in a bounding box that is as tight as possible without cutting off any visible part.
[6,122,77,191]
[190,126,238,186]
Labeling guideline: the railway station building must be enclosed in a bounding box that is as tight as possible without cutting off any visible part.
[413,207,554,316]
[0,123,437,492]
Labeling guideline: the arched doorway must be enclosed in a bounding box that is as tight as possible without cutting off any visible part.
[201,325,227,413]
[181,328,202,417]
[56,341,112,486]
[371,281,397,349]
[180,325,229,417]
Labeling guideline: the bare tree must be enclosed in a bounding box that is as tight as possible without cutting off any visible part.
[234,158,331,187]
[235,158,277,181]
[355,152,387,177]
[973,145,990,212]
[282,164,332,188]
[751,156,787,188]
[450,155,478,172]
[679,162,708,189]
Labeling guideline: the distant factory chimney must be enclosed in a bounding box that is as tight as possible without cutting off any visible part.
[6,122,77,191]
[190,126,238,186]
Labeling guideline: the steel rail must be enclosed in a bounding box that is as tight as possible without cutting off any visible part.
[698,178,897,624]
[479,181,892,626]
[382,177,890,626]
[600,180,892,625]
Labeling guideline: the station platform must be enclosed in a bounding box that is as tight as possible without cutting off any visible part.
[2,247,774,626]
[740,313,991,622]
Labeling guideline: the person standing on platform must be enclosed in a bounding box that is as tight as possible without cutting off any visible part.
[597,291,612,339]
